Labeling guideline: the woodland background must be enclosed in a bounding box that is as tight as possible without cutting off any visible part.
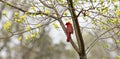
[0,0,120,59]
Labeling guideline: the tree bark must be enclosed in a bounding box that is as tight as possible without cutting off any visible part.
[67,0,87,59]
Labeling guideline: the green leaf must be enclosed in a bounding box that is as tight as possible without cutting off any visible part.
[107,0,110,3]
[98,21,103,25]
[111,18,118,24]
[45,10,50,14]
[73,0,78,6]
[115,10,120,16]
[30,6,36,11]
[26,26,31,31]
[91,20,95,24]
[116,56,120,59]
[31,34,36,39]
[26,35,31,40]
[2,10,7,16]
[114,5,118,10]
[52,23,59,29]
[102,8,107,14]
[36,23,41,27]
[102,57,106,59]
[115,40,120,44]
[117,31,120,35]
[63,11,68,16]
[113,0,118,2]
[100,0,104,3]
[59,0,65,4]
[18,36,22,41]
[101,26,108,30]
[102,44,109,48]
[3,20,11,32]
[106,19,111,23]
[94,0,96,2]
[14,12,19,18]
[74,0,78,3]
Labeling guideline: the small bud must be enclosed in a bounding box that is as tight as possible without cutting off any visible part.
[2,11,6,16]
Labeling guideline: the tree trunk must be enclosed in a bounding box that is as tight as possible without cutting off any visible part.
[79,54,87,59]
[67,0,87,59]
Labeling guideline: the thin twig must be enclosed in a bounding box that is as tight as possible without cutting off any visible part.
[86,26,118,54]
[0,0,58,20]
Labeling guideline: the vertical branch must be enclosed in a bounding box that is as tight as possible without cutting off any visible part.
[40,0,80,53]
[58,19,79,54]
[67,0,87,59]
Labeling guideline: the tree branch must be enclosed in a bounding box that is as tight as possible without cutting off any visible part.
[58,19,79,54]
[0,0,80,56]
[0,0,26,12]
[0,0,58,20]
[86,26,118,54]
[67,0,87,59]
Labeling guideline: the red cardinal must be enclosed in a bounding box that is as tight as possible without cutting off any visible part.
[65,22,73,42]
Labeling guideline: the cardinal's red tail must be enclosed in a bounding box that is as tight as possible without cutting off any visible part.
[66,33,71,42]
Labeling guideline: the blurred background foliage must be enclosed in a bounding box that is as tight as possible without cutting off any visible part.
[0,0,120,59]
